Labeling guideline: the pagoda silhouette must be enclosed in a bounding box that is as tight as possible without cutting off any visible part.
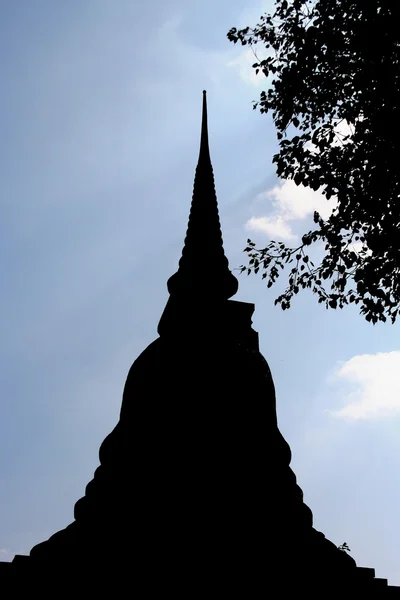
[1,92,398,595]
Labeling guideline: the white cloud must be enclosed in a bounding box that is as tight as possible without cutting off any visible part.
[266,180,335,221]
[246,179,337,241]
[246,215,296,241]
[227,48,266,87]
[333,119,354,146]
[331,352,400,420]
[305,119,355,155]
[347,241,372,257]
[348,241,364,254]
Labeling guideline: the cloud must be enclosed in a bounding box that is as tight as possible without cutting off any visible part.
[348,241,364,254]
[305,119,355,156]
[246,179,337,241]
[266,180,335,221]
[246,215,296,241]
[227,48,266,87]
[333,119,354,146]
[347,241,372,257]
[331,352,400,420]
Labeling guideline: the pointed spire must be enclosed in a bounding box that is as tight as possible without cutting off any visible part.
[199,89,211,164]
[167,91,238,300]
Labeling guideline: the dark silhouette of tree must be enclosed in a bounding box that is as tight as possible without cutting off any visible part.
[228,0,400,323]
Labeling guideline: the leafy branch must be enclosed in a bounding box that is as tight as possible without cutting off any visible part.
[228,0,400,324]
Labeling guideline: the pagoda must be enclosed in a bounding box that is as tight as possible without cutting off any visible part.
[1,92,398,595]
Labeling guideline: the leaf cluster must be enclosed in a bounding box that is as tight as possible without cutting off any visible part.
[229,0,400,323]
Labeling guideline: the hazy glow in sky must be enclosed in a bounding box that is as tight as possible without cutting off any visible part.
[0,0,399,584]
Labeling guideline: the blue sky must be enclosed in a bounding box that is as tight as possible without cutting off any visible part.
[1,0,399,584]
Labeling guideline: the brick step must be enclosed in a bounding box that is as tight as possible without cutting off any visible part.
[356,566,376,579]
[373,577,388,587]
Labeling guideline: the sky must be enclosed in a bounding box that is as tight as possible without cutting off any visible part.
[0,0,399,584]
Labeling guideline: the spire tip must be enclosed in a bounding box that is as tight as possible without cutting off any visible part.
[163,90,239,303]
